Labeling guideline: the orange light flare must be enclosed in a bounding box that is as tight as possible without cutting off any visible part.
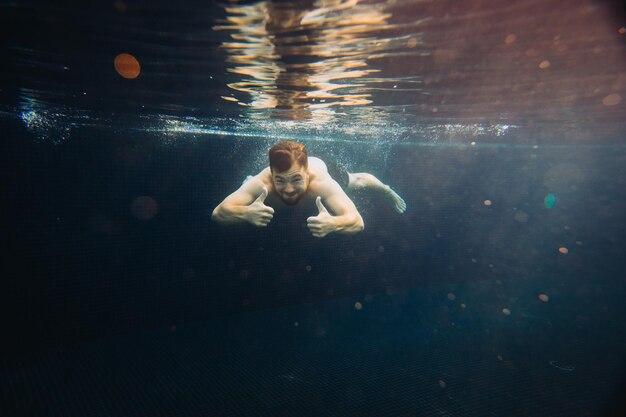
[114,53,141,79]
[602,93,621,106]
[504,34,517,44]
[539,60,551,70]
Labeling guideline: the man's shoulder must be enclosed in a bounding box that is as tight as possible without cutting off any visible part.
[256,167,274,185]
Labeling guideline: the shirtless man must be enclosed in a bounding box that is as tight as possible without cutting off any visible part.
[211,141,406,237]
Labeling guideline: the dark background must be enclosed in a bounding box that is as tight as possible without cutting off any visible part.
[4,114,626,357]
[2,0,626,414]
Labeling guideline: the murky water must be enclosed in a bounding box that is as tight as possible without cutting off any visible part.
[2,1,626,416]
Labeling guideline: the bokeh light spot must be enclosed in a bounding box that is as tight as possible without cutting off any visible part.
[447,293,456,301]
[131,196,158,220]
[514,211,529,223]
[438,380,446,388]
[539,60,551,69]
[504,34,517,44]
[539,294,550,302]
[484,199,492,206]
[544,193,556,208]
[406,37,418,48]
[114,1,127,13]
[114,53,141,79]
[355,302,362,310]
[559,247,569,254]
[602,93,621,106]
[619,27,626,34]
[502,308,511,316]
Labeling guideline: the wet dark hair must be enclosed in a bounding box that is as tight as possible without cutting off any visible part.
[268,141,308,173]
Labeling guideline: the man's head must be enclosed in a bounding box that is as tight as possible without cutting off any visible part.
[269,141,309,205]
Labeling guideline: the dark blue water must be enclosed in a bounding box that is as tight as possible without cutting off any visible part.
[3,0,626,415]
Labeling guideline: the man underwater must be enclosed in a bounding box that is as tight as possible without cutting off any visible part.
[212,141,406,237]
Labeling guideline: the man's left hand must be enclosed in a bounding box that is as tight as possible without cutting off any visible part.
[307,196,335,238]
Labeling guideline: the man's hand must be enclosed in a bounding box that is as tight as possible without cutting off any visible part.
[245,187,274,227]
[307,196,336,238]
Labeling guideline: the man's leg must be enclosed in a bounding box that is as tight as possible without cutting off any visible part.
[347,172,407,213]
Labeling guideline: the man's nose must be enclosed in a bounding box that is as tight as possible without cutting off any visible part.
[284,183,294,192]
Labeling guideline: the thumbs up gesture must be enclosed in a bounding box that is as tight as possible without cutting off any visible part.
[307,196,335,238]
[245,186,274,227]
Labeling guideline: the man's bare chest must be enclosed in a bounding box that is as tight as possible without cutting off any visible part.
[265,190,316,209]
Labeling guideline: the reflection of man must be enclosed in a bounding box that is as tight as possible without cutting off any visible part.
[212,141,406,237]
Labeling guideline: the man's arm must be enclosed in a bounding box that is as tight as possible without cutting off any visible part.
[307,179,364,237]
[212,176,274,226]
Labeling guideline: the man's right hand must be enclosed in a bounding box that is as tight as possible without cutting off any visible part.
[245,186,274,227]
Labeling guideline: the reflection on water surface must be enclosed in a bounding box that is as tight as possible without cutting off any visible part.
[3,0,626,143]
[213,0,626,143]
[215,0,426,120]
